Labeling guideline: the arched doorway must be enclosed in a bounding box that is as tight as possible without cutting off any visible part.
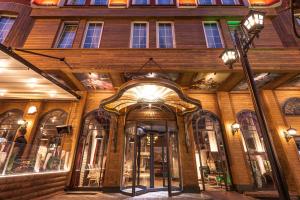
[192,110,232,191]
[121,104,181,196]
[237,110,274,190]
[100,78,201,197]
[0,109,23,173]
[71,109,111,189]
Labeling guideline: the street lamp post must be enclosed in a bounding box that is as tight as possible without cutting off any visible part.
[220,10,291,200]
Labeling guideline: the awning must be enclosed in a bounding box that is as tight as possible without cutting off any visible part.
[100,78,201,115]
[0,44,80,100]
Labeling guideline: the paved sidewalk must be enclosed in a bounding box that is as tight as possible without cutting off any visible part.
[43,191,256,200]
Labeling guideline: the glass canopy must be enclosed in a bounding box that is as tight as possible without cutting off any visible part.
[101,78,201,115]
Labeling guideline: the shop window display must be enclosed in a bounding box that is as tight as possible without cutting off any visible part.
[237,110,274,190]
[0,109,24,173]
[32,109,68,172]
[72,109,110,188]
[192,110,231,191]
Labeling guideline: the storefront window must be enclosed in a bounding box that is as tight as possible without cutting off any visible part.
[71,109,110,188]
[0,109,24,173]
[192,110,231,191]
[32,109,68,173]
[237,110,274,190]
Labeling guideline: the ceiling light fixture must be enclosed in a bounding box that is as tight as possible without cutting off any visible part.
[0,89,7,96]
[133,84,167,102]
[27,78,38,88]
[49,90,57,97]
[0,58,9,68]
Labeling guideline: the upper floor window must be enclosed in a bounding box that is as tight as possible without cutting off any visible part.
[157,22,175,48]
[56,23,78,48]
[198,0,214,5]
[203,22,224,48]
[227,21,240,44]
[156,0,173,5]
[0,16,15,43]
[67,0,85,5]
[82,22,103,48]
[221,0,237,5]
[132,0,149,5]
[91,0,108,5]
[130,22,148,48]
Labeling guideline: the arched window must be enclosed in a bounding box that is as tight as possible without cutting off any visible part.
[282,97,300,115]
[237,110,274,190]
[0,109,23,142]
[0,109,23,171]
[72,109,111,188]
[32,109,68,172]
[192,110,231,191]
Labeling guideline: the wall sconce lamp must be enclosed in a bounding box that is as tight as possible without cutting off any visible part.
[27,106,37,115]
[231,122,240,135]
[284,127,297,142]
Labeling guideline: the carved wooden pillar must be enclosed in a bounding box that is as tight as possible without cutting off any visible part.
[216,92,253,191]
[261,90,300,195]
[102,114,126,192]
[177,114,200,192]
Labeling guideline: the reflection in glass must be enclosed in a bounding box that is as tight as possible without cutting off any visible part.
[121,107,181,196]
[237,110,274,190]
[0,109,23,173]
[192,111,231,191]
[32,109,68,172]
[72,109,110,188]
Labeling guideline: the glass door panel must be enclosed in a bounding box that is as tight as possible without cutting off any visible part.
[136,133,150,193]
[121,122,136,194]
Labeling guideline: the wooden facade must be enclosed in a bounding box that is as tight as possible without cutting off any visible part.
[0,0,300,199]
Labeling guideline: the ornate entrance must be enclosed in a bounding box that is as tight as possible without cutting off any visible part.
[100,78,202,197]
[121,104,181,196]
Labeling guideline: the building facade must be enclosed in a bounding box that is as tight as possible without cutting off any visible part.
[0,0,300,199]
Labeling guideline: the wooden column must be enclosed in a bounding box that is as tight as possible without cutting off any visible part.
[66,91,87,185]
[102,114,126,192]
[177,115,200,192]
[216,92,253,191]
[219,19,234,49]
[21,101,43,158]
[22,101,43,143]
[261,90,300,195]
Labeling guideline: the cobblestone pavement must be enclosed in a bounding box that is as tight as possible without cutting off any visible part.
[44,191,256,200]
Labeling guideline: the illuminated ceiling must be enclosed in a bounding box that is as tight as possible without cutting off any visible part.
[101,78,201,115]
[0,44,79,100]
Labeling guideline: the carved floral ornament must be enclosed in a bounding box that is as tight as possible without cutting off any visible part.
[100,78,201,115]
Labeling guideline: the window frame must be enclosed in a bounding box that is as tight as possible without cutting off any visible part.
[81,21,104,49]
[132,0,150,5]
[55,21,79,48]
[220,0,238,5]
[156,21,176,48]
[66,0,86,5]
[197,0,216,5]
[0,15,16,43]
[130,21,149,48]
[155,0,174,5]
[90,0,108,5]
[202,21,224,49]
